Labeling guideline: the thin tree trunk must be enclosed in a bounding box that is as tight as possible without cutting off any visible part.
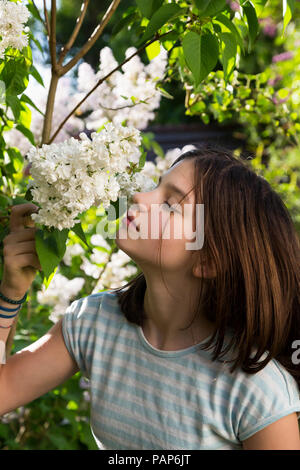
[41,72,59,145]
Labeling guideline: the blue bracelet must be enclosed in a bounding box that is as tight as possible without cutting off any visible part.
[0,289,28,305]
[0,304,21,313]
[0,306,21,319]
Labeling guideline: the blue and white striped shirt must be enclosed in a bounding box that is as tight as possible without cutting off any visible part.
[62,290,300,450]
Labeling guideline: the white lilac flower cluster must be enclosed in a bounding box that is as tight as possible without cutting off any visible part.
[75,46,168,131]
[0,0,29,59]
[26,123,155,230]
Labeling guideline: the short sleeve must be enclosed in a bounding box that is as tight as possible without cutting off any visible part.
[235,359,300,442]
[62,293,104,379]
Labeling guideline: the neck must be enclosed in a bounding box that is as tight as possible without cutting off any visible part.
[141,275,215,351]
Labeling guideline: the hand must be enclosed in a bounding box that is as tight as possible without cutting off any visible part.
[1,203,41,298]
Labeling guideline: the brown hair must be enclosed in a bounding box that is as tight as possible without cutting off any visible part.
[111,144,300,388]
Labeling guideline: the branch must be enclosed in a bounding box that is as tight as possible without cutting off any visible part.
[99,96,152,111]
[43,0,50,38]
[61,0,121,76]
[58,0,90,66]
[49,31,172,144]
[49,0,57,68]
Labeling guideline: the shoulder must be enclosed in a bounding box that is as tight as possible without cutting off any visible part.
[225,355,300,442]
[65,289,121,319]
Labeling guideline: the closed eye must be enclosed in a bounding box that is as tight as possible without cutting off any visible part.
[163,201,179,213]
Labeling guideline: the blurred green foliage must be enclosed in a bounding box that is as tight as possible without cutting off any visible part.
[0,0,299,450]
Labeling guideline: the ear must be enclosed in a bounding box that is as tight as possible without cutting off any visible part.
[192,259,216,279]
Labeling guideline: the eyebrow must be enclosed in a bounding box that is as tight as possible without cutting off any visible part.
[157,175,191,202]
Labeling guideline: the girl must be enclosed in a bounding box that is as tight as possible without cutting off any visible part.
[0,144,299,450]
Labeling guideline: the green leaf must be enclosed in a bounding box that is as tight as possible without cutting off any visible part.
[219,32,237,84]
[156,83,174,99]
[26,1,42,22]
[16,124,35,146]
[0,60,29,95]
[251,0,268,16]
[111,11,138,37]
[242,1,259,53]
[136,0,164,19]
[214,13,245,54]
[21,94,44,116]
[198,0,227,17]
[146,40,161,60]
[6,95,21,120]
[30,34,44,55]
[138,150,146,169]
[194,0,211,12]
[29,65,44,87]
[282,0,295,36]
[35,228,69,282]
[140,4,182,43]
[71,222,92,253]
[182,31,219,86]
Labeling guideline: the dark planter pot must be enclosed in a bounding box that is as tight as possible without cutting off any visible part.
[145,122,249,162]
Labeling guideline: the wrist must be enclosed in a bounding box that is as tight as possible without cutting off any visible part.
[0,283,27,302]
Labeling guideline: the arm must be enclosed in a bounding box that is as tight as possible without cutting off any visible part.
[0,318,79,416]
[242,413,300,450]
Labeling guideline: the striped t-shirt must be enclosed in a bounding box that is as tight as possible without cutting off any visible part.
[62,290,300,450]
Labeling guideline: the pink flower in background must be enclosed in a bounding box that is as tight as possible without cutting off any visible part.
[267,75,283,87]
[258,17,277,38]
[226,0,240,12]
[272,51,294,63]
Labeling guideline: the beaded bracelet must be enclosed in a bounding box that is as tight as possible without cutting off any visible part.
[0,289,28,305]
[0,304,20,313]
[0,306,21,319]
[0,323,13,329]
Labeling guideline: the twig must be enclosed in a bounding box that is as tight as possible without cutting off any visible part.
[41,0,59,144]
[58,0,90,66]
[31,0,48,31]
[99,96,152,111]
[49,0,57,68]
[49,30,172,143]
[43,0,50,38]
[61,0,121,75]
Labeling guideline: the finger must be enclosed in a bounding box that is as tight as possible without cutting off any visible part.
[4,240,36,257]
[4,227,37,245]
[6,253,42,270]
[9,203,39,232]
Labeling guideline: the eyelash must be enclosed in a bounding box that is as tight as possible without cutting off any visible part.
[164,200,178,212]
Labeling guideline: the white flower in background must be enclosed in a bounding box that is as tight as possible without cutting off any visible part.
[92,249,138,292]
[0,0,29,58]
[63,242,85,266]
[80,247,110,279]
[5,45,167,155]
[26,123,156,230]
[37,272,85,323]
[90,233,110,251]
[154,145,197,175]
[75,45,168,131]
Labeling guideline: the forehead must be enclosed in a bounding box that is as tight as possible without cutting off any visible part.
[164,159,195,194]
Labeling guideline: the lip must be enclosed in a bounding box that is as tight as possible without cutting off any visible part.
[126,213,139,231]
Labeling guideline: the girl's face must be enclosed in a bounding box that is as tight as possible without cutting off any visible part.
[116,159,200,274]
